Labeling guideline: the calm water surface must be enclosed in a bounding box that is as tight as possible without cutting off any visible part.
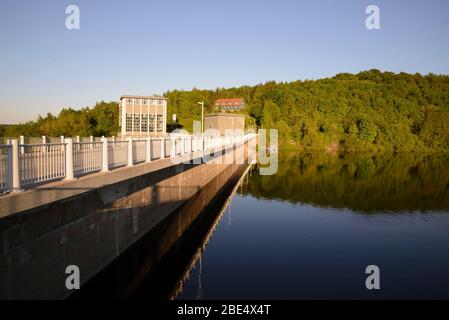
[175,152,449,299]
[75,152,449,299]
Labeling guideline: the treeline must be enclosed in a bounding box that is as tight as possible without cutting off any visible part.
[1,101,119,138]
[166,70,449,152]
[2,70,449,151]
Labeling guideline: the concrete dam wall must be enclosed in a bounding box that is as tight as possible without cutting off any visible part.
[0,143,250,299]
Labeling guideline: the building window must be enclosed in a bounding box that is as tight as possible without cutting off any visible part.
[142,99,147,105]
[158,100,164,105]
[135,99,140,104]
[133,114,140,132]
[126,114,133,132]
[126,99,133,104]
[149,115,155,131]
[157,115,164,132]
[141,114,148,132]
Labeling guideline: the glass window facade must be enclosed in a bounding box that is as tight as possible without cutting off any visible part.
[149,115,155,132]
[126,114,133,132]
[121,97,166,135]
[133,114,140,131]
[141,114,148,132]
[157,115,164,132]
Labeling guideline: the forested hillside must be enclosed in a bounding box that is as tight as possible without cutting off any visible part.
[2,70,449,152]
[166,70,449,152]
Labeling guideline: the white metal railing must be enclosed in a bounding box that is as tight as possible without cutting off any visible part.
[174,138,181,155]
[0,134,257,194]
[164,138,172,158]
[108,140,128,169]
[132,140,147,164]
[20,143,66,186]
[150,138,162,160]
[184,138,191,154]
[74,142,103,176]
[0,145,12,193]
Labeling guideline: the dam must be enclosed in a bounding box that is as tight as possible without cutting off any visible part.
[0,134,256,299]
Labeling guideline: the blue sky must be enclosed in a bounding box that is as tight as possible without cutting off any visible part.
[0,0,448,123]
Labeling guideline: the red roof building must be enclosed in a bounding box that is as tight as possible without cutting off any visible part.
[214,98,245,111]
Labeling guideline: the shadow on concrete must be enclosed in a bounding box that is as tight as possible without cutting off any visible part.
[69,163,248,299]
[0,144,249,299]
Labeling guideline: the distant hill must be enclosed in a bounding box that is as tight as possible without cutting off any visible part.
[165,70,449,152]
[2,70,449,152]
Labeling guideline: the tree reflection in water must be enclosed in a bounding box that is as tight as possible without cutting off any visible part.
[244,152,449,212]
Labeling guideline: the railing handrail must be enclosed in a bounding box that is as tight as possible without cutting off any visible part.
[21,142,67,147]
[0,134,257,195]
[74,141,104,145]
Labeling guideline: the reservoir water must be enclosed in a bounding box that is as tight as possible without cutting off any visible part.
[75,152,449,299]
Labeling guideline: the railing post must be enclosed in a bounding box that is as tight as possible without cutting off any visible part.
[65,138,74,180]
[171,138,176,157]
[42,136,47,153]
[181,138,185,155]
[11,139,22,192]
[160,138,165,159]
[128,137,133,166]
[146,137,151,162]
[102,137,109,172]
[8,140,21,192]
[186,137,192,153]
[19,135,25,155]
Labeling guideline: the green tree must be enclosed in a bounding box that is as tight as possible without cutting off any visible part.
[357,118,377,142]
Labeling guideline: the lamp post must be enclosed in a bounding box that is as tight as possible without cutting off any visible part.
[197,101,204,135]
